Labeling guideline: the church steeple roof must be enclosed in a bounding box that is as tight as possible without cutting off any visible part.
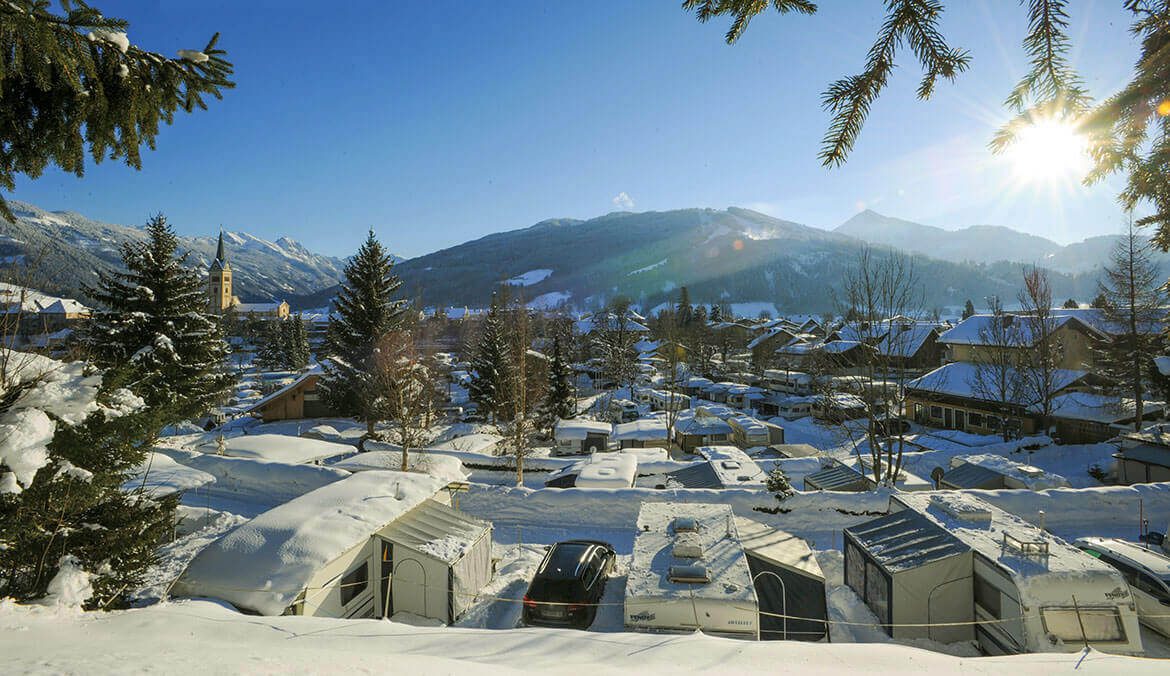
[210,230,230,272]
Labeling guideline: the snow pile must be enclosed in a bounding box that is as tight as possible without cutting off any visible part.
[160,449,349,510]
[574,453,637,488]
[38,555,93,610]
[173,471,445,615]
[207,434,356,465]
[333,449,468,484]
[502,269,552,287]
[122,452,215,498]
[0,351,107,494]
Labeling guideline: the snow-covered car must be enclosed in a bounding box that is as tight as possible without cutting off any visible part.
[522,540,616,629]
[1075,537,1170,637]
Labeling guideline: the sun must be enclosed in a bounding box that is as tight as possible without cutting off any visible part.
[1005,118,1090,184]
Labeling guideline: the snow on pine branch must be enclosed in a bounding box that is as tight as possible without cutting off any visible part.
[0,350,142,494]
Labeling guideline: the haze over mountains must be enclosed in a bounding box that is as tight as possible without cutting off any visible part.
[1,200,1155,314]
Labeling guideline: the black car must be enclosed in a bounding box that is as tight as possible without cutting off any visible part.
[522,540,615,629]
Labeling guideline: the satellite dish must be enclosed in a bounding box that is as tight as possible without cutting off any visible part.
[930,466,945,488]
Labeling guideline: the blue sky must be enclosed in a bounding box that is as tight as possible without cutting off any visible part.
[13,1,1140,258]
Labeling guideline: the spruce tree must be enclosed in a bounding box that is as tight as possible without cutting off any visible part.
[469,295,514,423]
[962,299,975,320]
[254,321,284,371]
[541,334,576,431]
[0,352,174,607]
[676,286,693,327]
[283,314,311,370]
[0,1,233,220]
[1093,219,1165,430]
[85,214,232,430]
[321,230,408,430]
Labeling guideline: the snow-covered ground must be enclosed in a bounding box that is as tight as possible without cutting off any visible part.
[1,598,1163,674]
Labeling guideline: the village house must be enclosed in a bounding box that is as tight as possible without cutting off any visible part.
[245,371,335,422]
[0,283,90,350]
[903,361,1099,436]
[937,313,1108,371]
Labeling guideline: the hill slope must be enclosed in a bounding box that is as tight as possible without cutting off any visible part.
[393,208,1098,313]
[0,201,348,302]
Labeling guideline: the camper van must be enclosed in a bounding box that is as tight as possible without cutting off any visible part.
[1074,537,1170,638]
[889,494,1144,656]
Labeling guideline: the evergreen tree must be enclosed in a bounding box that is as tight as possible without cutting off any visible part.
[540,334,576,432]
[1062,298,1079,309]
[469,294,514,422]
[709,304,723,322]
[282,314,311,370]
[962,299,975,319]
[1091,292,1109,309]
[764,465,793,502]
[0,351,174,607]
[1094,219,1165,430]
[321,230,408,430]
[254,321,284,371]
[676,286,693,327]
[0,1,233,220]
[85,214,232,430]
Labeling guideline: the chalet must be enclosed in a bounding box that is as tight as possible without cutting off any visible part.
[246,371,335,422]
[903,361,1098,436]
[938,313,1108,370]
[0,284,90,349]
[875,322,943,371]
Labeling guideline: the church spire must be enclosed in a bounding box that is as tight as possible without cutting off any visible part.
[216,229,227,264]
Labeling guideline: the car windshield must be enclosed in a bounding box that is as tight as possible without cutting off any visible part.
[540,545,591,580]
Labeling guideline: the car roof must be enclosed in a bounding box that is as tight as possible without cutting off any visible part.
[1075,537,1170,577]
[537,541,604,579]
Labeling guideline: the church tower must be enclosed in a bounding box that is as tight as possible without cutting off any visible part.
[209,231,233,313]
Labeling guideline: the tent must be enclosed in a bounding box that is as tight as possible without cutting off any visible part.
[173,471,492,624]
[736,517,828,641]
[843,509,974,644]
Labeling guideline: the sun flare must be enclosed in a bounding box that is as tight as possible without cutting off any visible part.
[1005,119,1090,184]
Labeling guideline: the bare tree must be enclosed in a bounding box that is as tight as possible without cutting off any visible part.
[834,247,925,486]
[967,299,1028,441]
[593,298,640,391]
[1096,217,1165,430]
[1016,267,1063,434]
[371,329,437,471]
[504,295,539,485]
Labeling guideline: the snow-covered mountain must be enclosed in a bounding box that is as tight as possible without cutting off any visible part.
[393,207,1102,313]
[0,201,348,303]
[835,209,1168,274]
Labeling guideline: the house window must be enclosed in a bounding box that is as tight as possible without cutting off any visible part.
[929,406,942,419]
[339,562,369,606]
[967,413,984,428]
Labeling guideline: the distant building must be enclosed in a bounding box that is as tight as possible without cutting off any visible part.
[208,232,290,320]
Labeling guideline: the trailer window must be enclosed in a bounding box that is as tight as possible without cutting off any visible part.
[340,563,369,606]
[865,562,889,628]
[845,543,865,593]
[1040,607,1125,643]
[974,576,1001,618]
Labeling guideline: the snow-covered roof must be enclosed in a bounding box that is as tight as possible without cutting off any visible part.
[612,418,669,441]
[954,453,1070,489]
[747,326,793,350]
[905,361,1090,405]
[1046,391,1162,423]
[554,418,612,440]
[377,498,490,564]
[845,509,969,573]
[734,518,824,581]
[876,323,938,358]
[938,313,1107,347]
[574,453,637,488]
[696,446,765,487]
[0,283,90,315]
[671,413,732,437]
[173,471,446,615]
[331,450,468,484]
[627,502,757,604]
[234,302,286,313]
[893,493,1124,583]
[209,433,356,465]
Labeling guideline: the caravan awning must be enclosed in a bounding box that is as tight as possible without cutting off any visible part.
[940,462,1007,490]
[379,499,490,564]
[844,509,969,574]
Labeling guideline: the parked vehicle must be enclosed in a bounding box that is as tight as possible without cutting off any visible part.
[522,540,616,629]
[1075,537,1170,637]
